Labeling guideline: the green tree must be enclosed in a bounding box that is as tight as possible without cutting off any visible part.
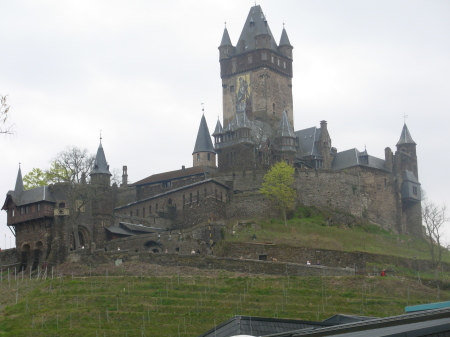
[23,168,48,190]
[260,161,297,226]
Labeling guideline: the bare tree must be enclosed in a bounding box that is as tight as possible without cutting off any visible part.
[49,147,95,184]
[422,200,449,279]
[1,94,13,134]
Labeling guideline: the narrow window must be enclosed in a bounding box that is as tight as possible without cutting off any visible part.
[215,189,218,199]
[207,153,210,161]
[156,203,158,212]
[262,52,267,60]
[204,188,207,198]
[197,153,200,161]
[413,186,418,196]
[248,55,252,63]
[277,59,280,66]
[190,193,192,206]
[283,61,286,69]
[37,204,41,211]
[230,85,235,93]
[197,191,200,205]
[149,205,152,214]
[183,195,185,209]
[271,55,274,63]
[136,209,139,216]
[130,211,132,217]
[143,207,145,218]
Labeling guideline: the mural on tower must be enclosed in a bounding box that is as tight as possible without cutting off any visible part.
[236,73,251,114]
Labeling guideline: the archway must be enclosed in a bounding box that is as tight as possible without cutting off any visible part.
[32,241,43,271]
[144,240,162,253]
[20,244,31,272]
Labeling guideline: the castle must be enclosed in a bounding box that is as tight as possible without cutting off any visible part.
[1,5,422,269]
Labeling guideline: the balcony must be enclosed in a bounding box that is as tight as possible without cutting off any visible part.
[8,209,54,226]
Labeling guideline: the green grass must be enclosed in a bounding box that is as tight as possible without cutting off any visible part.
[0,265,448,337]
[224,207,450,263]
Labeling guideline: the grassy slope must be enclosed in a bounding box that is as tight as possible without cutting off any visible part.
[0,264,447,337]
[224,210,450,263]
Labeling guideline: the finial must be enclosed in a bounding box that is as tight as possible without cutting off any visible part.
[402,113,408,124]
[201,103,204,114]
[100,130,102,143]
[224,21,226,28]
[283,21,285,28]
[19,162,21,168]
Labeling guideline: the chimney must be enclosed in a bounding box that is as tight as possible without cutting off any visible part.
[121,165,128,187]
[182,165,186,171]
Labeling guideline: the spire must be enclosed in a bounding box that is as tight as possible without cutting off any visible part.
[90,140,112,176]
[220,27,232,46]
[15,165,24,193]
[236,5,277,52]
[276,110,295,138]
[193,115,215,154]
[212,119,223,136]
[396,123,416,146]
[279,27,291,46]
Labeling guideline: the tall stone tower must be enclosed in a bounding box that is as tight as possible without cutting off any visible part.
[219,5,293,128]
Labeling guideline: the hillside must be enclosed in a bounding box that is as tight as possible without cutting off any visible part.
[0,261,447,337]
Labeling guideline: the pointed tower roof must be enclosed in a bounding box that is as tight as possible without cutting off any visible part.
[15,165,24,193]
[276,110,295,138]
[237,5,278,52]
[220,27,232,47]
[193,115,215,154]
[279,27,291,46]
[396,124,416,146]
[90,140,112,176]
[212,119,224,136]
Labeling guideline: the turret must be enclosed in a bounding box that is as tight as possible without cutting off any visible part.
[15,165,24,194]
[219,27,233,60]
[278,27,293,59]
[90,138,112,187]
[275,110,296,163]
[395,123,418,178]
[193,114,216,168]
[212,119,224,145]
[318,120,333,169]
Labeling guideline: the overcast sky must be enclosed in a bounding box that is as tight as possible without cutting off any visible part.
[1,0,449,248]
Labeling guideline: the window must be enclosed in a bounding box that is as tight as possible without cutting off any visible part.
[25,206,29,214]
[197,191,200,205]
[59,202,65,208]
[248,55,252,63]
[197,153,200,161]
[37,204,41,211]
[183,195,185,209]
[262,52,267,60]
[20,207,24,215]
[12,209,15,217]
[271,55,274,63]
[413,186,418,196]
[277,59,280,66]
[204,188,207,199]
[230,85,235,93]
[283,61,286,69]
[189,193,192,206]
[207,153,210,161]
[149,205,152,214]
[162,181,171,188]
[156,203,158,212]
[130,211,132,217]
[136,209,139,216]
[143,207,145,218]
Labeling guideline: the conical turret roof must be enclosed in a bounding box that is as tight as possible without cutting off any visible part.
[396,124,416,146]
[236,5,278,52]
[15,165,24,192]
[220,27,232,47]
[276,110,295,138]
[279,27,292,46]
[212,119,224,136]
[90,141,112,176]
[193,115,215,154]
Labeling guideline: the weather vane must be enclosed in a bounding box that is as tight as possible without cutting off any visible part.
[100,130,102,142]
[201,103,204,113]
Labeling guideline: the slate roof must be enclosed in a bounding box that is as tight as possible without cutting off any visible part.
[403,170,419,183]
[212,119,224,136]
[198,316,331,337]
[276,110,295,138]
[131,165,216,186]
[193,115,215,154]
[15,167,24,192]
[225,113,252,132]
[279,27,291,46]
[120,222,165,234]
[116,178,228,210]
[220,27,232,46]
[90,141,112,176]
[105,226,135,236]
[264,307,450,337]
[237,5,278,53]
[331,148,387,171]
[396,123,416,146]
[295,127,322,158]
